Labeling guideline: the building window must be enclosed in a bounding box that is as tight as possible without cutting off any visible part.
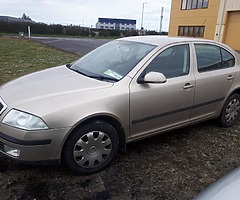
[178,26,205,37]
[202,0,208,8]
[192,0,198,9]
[181,0,208,10]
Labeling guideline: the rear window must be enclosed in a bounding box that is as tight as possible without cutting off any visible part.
[195,44,235,72]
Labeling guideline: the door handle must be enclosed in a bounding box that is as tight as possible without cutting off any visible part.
[227,75,234,81]
[183,83,193,90]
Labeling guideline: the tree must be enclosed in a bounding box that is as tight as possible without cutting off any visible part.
[22,13,31,21]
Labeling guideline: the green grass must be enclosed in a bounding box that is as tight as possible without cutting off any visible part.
[0,32,118,39]
[0,36,79,85]
[30,34,118,39]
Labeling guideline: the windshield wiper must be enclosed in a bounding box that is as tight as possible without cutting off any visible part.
[69,68,118,82]
[66,64,71,68]
[87,75,118,82]
[69,68,89,76]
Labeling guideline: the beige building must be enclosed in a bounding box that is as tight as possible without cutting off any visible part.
[169,0,240,50]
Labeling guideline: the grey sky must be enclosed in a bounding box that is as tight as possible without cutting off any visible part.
[0,0,171,31]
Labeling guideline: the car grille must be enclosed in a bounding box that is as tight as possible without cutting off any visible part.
[0,97,7,115]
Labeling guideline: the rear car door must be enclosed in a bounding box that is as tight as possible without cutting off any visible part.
[129,43,195,139]
[191,43,238,121]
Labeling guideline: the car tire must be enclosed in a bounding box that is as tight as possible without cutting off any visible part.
[63,120,119,175]
[219,94,240,127]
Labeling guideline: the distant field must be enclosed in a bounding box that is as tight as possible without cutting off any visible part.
[0,36,79,85]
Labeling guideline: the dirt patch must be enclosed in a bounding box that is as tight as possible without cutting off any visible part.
[1,119,240,200]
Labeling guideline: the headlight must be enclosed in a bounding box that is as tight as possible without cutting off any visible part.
[2,109,49,131]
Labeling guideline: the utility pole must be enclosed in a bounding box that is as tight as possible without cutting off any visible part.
[141,2,147,35]
[159,7,164,34]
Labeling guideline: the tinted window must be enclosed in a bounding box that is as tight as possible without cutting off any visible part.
[195,44,235,72]
[145,44,190,79]
[221,48,235,68]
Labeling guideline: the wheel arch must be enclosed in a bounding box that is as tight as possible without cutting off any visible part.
[218,88,240,115]
[229,88,240,97]
[61,115,126,160]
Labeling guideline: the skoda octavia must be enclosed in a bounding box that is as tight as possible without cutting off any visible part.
[0,36,240,174]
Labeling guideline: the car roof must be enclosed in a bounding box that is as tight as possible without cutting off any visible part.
[118,36,240,61]
[118,35,216,46]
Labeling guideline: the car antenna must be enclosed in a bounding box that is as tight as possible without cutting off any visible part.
[194,20,206,38]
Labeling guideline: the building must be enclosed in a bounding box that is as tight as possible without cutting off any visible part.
[96,18,136,30]
[168,0,240,50]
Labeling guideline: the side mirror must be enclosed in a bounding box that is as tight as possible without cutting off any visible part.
[139,72,167,84]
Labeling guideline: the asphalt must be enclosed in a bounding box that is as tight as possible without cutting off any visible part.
[32,37,112,56]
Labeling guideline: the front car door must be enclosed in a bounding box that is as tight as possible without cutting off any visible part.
[191,42,238,121]
[129,43,195,140]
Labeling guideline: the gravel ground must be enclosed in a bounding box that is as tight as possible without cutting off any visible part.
[1,119,240,200]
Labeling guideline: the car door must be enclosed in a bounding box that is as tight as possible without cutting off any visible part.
[191,43,238,121]
[129,43,195,139]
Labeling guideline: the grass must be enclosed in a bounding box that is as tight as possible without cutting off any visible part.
[0,36,79,85]
[0,32,118,39]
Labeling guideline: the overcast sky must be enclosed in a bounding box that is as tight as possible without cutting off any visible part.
[0,0,172,31]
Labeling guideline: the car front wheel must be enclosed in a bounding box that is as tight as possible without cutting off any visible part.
[63,120,119,175]
[219,94,240,127]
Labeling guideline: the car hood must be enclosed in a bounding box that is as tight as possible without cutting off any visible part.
[0,65,113,107]
[193,167,240,200]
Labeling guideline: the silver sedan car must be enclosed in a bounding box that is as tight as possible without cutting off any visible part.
[0,36,239,174]
[193,167,240,200]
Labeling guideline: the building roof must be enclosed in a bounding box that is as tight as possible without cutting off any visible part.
[98,18,136,25]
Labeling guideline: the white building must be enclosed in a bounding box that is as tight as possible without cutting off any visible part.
[96,18,136,30]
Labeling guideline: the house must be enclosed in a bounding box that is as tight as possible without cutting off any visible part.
[96,18,136,30]
[168,0,240,50]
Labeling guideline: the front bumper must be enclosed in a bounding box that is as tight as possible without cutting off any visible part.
[0,122,71,162]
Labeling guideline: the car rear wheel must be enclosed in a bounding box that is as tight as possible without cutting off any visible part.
[63,120,119,175]
[219,94,240,127]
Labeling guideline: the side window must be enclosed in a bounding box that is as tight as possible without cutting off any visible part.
[221,48,235,68]
[195,44,235,73]
[145,44,190,79]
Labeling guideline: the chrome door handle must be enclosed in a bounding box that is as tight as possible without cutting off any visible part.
[183,83,193,90]
[227,75,234,80]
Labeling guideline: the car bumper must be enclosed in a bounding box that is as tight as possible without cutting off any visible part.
[0,123,71,162]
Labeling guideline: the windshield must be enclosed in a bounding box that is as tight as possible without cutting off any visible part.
[70,40,156,81]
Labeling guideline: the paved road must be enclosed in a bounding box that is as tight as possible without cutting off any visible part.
[32,37,112,56]
[32,37,240,56]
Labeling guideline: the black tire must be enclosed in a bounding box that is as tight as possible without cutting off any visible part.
[219,94,240,127]
[63,120,119,175]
